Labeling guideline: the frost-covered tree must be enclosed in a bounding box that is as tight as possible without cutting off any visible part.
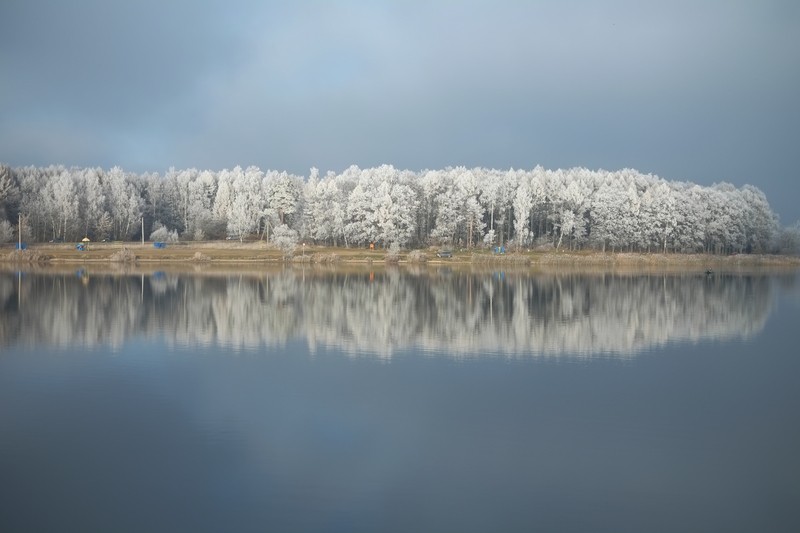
[106,166,142,240]
[0,164,20,222]
[740,185,777,253]
[144,172,178,238]
[265,171,302,227]
[589,178,620,252]
[773,222,800,255]
[430,190,463,245]
[76,168,107,238]
[272,223,299,258]
[227,166,261,241]
[0,220,13,243]
[305,171,349,246]
[649,182,678,252]
[166,167,220,238]
[16,166,52,240]
[213,168,234,221]
[0,162,781,251]
[455,169,483,248]
[149,223,180,242]
[464,196,484,248]
[482,229,495,247]
[43,170,79,241]
[95,211,113,241]
[513,179,533,248]
[345,183,375,246]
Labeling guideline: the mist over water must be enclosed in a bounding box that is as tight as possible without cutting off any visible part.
[1,267,799,533]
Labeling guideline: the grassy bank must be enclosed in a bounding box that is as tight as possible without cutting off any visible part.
[2,241,799,271]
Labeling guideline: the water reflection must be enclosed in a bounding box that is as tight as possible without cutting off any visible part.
[0,268,788,357]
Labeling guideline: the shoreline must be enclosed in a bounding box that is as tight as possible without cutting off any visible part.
[2,242,799,273]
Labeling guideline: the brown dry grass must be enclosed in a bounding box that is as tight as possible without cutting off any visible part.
[2,242,798,272]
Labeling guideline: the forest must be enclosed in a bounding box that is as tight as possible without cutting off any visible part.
[0,162,796,254]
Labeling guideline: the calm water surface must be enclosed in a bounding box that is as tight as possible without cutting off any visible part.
[1,267,799,532]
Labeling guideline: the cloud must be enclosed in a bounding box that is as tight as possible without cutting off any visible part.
[1,0,799,221]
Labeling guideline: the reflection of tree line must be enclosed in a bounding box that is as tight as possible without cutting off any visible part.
[0,270,783,357]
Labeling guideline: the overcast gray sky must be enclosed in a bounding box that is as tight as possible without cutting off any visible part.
[1,0,799,223]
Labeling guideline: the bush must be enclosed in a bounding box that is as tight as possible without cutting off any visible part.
[312,253,340,263]
[385,243,401,263]
[272,224,298,259]
[149,223,179,243]
[483,229,495,247]
[109,247,137,263]
[407,250,427,263]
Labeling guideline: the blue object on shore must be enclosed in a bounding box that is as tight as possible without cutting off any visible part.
[76,243,86,251]
[153,242,167,249]
[16,242,27,250]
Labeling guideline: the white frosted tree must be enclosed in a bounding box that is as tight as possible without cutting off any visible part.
[265,171,302,227]
[0,165,20,222]
[185,169,218,240]
[145,172,179,237]
[430,189,463,246]
[149,223,179,242]
[0,162,781,253]
[0,220,13,243]
[774,222,800,255]
[455,168,484,248]
[589,179,620,252]
[345,184,375,246]
[464,196,485,248]
[95,211,113,241]
[373,181,396,247]
[213,168,234,222]
[272,223,299,258]
[513,179,533,248]
[79,168,106,238]
[170,167,217,238]
[227,167,261,242]
[480,171,501,237]
[650,182,678,252]
[305,173,348,246]
[556,209,576,250]
[106,166,142,240]
[374,181,418,247]
[43,170,79,241]
[702,185,734,253]
[673,184,707,252]
[741,185,777,252]
[16,166,50,240]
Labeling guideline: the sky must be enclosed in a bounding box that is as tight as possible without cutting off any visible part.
[1,0,799,224]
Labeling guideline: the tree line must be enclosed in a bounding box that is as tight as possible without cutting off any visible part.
[0,162,795,254]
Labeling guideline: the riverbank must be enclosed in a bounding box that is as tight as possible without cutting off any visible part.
[2,241,799,271]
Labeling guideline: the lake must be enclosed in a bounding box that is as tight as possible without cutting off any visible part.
[1,266,799,533]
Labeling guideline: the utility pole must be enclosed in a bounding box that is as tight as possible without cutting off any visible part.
[141,217,144,246]
[18,213,21,249]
